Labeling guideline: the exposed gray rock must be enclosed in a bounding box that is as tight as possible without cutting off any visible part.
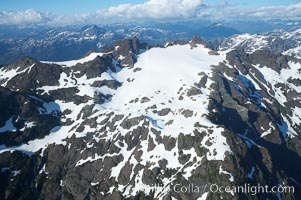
[120,116,144,130]
[181,109,194,118]
[140,97,151,103]
[187,87,202,96]
[157,108,171,116]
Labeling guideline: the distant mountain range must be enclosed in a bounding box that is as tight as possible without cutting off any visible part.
[0,19,300,65]
[218,29,301,58]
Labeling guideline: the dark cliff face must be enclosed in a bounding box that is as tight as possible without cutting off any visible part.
[0,36,300,200]
[209,51,301,199]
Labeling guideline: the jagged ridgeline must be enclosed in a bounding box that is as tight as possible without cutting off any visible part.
[0,35,300,200]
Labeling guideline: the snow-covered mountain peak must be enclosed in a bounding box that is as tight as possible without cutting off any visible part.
[220,29,301,58]
[0,36,301,199]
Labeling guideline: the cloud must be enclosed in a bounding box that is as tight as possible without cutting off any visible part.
[98,0,203,19]
[0,2,301,26]
[196,2,301,21]
[96,0,301,21]
[0,9,51,25]
[0,9,94,26]
[47,14,88,26]
[247,3,301,20]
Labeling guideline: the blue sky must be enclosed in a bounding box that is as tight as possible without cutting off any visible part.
[1,0,300,14]
[0,0,146,14]
[0,0,301,26]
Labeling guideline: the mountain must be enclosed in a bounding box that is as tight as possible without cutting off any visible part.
[219,29,301,58]
[224,20,301,34]
[2,19,301,66]
[0,34,301,200]
[0,24,169,65]
[0,22,240,66]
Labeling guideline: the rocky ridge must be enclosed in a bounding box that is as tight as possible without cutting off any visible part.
[219,29,301,59]
[0,35,300,200]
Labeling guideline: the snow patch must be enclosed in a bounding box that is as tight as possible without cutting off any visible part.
[42,52,104,67]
